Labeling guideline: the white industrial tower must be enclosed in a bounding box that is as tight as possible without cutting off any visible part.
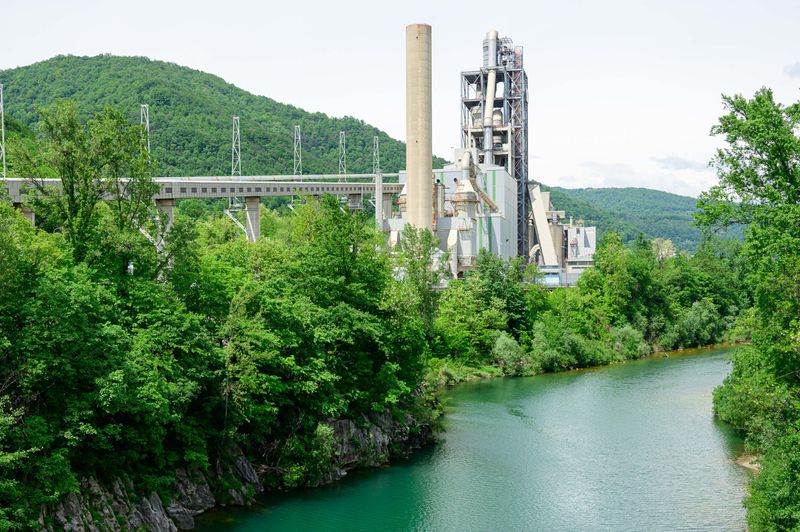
[460,33,529,259]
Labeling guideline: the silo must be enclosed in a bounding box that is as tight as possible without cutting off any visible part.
[405,24,433,232]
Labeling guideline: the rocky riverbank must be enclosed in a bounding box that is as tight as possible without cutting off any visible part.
[38,412,435,532]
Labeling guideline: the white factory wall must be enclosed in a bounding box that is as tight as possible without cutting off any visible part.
[398,164,517,262]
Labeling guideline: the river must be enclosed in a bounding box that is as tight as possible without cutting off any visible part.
[196,345,751,532]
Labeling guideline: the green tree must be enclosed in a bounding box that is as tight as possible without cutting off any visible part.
[397,225,447,336]
[434,276,507,364]
[10,101,158,262]
[698,88,800,532]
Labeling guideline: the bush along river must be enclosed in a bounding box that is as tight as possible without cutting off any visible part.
[195,345,752,532]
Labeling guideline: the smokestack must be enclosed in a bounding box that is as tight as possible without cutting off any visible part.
[406,24,433,232]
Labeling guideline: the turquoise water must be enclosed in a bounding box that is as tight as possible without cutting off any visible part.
[196,345,750,532]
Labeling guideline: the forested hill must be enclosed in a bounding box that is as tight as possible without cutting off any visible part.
[554,186,698,215]
[0,54,448,176]
[546,186,742,251]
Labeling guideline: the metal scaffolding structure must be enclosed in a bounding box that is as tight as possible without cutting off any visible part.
[373,135,383,223]
[231,116,241,177]
[460,35,529,260]
[227,117,244,208]
[293,125,302,176]
[1,84,5,179]
[338,131,347,179]
[140,104,150,154]
[373,135,380,175]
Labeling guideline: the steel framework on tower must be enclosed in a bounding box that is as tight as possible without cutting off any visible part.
[1,84,5,179]
[140,104,150,154]
[459,35,529,260]
[293,125,302,176]
[338,131,347,179]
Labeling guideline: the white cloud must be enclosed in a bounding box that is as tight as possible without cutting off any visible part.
[651,155,708,172]
[784,62,800,78]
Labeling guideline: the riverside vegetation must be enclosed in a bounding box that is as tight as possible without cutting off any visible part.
[0,88,792,531]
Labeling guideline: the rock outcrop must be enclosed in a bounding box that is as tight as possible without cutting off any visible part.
[41,413,434,531]
[39,450,262,532]
[323,411,435,483]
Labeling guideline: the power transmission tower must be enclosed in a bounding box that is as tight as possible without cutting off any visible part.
[374,135,383,224]
[228,116,244,210]
[1,84,5,179]
[231,116,241,176]
[293,125,302,177]
[140,104,150,154]
[373,135,380,175]
[225,116,248,238]
[338,131,346,180]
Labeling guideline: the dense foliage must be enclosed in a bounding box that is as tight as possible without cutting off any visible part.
[0,54,447,177]
[426,233,747,385]
[548,186,743,252]
[0,101,443,530]
[699,88,800,532]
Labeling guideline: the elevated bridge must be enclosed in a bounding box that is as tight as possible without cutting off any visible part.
[3,174,402,243]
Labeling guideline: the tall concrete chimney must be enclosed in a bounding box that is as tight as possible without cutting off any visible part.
[405,24,433,232]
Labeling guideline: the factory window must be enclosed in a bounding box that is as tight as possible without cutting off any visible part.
[201,188,207,193]
[211,188,217,193]
[247,188,251,192]
[255,187,261,192]
[280,188,284,192]
[239,187,243,193]
[191,188,197,193]
[165,188,172,193]
[221,187,226,193]
[180,188,187,193]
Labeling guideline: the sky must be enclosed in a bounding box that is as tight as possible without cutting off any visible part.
[2,0,799,198]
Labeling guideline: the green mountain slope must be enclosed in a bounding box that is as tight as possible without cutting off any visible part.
[548,186,742,251]
[542,187,645,243]
[553,187,698,216]
[0,54,447,176]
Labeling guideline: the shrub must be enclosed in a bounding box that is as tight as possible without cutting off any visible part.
[611,324,650,359]
[678,299,724,348]
[492,331,538,376]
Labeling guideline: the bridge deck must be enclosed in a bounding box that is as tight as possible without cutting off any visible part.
[2,176,403,203]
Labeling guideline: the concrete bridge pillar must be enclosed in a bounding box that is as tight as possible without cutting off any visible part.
[12,203,35,227]
[382,193,393,220]
[245,197,261,243]
[154,199,175,251]
[347,194,363,211]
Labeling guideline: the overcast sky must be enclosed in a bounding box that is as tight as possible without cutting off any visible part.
[2,0,799,197]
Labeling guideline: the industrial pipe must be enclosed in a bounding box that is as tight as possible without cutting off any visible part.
[406,24,434,231]
[483,29,498,165]
[462,150,498,212]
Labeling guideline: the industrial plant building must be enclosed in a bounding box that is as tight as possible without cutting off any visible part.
[393,26,596,283]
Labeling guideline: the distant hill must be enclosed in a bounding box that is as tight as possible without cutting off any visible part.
[0,55,448,177]
[547,186,743,251]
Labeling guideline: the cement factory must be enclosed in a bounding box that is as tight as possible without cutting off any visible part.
[1,25,596,285]
[392,25,596,283]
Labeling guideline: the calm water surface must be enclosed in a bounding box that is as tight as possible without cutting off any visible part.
[197,345,750,532]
